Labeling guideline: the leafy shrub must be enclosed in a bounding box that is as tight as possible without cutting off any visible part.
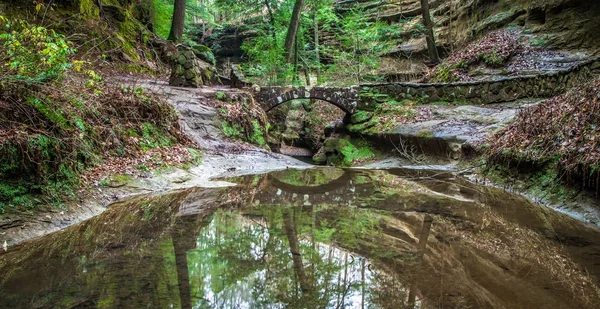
[482,49,506,67]
[0,15,74,85]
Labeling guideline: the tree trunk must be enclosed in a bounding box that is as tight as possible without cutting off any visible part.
[283,207,309,293]
[293,33,300,83]
[264,0,276,39]
[168,0,187,43]
[284,0,305,63]
[408,215,433,306]
[313,13,320,84]
[420,0,440,64]
[173,237,192,309]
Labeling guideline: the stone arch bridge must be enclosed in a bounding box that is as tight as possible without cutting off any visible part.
[239,58,596,116]
[254,86,360,114]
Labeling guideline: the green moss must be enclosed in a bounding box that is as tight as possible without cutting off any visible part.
[431,61,467,82]
[79,0,100,17]
[193,44,216,65]
[180,148,203,169]
[26,97,72,131]
[351,111,373,124]
[312,152,327,164]
[334,138,378,167]
[349,102,416,135]
[98,174,134,187]
[483,163,579,206]
[416,130,434,138]
[530,34,550,47]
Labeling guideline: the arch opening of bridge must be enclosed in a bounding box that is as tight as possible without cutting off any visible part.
[255,86,360,116]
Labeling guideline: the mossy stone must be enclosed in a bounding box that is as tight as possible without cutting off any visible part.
[351,111,373,124]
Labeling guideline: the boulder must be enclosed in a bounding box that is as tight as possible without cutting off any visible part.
[169,45,219,87]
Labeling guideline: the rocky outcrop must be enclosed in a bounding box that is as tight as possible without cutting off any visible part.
[168,45,219,87]
[200,24,260,60]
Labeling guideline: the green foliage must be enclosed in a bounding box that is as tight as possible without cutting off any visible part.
[221,121,244,139]
[242,30,292,85]
[482,50,505,67]
[0,15,75,85]
[215,91,227,100]
[376,23,405,41]
[152,0,174,39]
[217,94,270,148]
[140,122,175,150]
[0,81,185,212]
[409,22,427,38]
[136,164,150,171]
[321,9,392,84]
[0,134,80,211]
[79,0,100,17]
[237,0,392,85]
[0,182,32,213]
[333,209,381,249]
[249,120,266,146]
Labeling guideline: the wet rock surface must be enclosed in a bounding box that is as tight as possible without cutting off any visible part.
[380,100,536,159]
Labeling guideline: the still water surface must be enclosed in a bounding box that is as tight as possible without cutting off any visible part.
[1,168,599,309]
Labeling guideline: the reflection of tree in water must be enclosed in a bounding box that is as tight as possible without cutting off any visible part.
[185,205,401,308]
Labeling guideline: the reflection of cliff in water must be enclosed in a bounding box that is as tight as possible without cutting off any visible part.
[0,168,599,309]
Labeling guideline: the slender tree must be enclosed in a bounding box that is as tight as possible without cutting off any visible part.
[168,0,187,42]
[313,13,320,84]
[284,0,305,63]
[264,0,276,38]
[420,0,440,64]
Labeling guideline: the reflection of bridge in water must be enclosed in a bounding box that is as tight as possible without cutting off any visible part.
[260,169,376,206]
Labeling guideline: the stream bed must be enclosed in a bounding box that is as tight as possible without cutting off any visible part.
[1,167,599,309]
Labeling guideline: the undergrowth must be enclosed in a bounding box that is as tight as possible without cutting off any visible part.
[486,77,600,194]
[0,16,191,213]
[215,91,270,148]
